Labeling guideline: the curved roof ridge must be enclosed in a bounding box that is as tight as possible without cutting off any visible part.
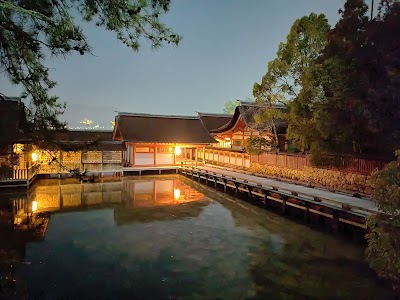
[196,112,233,117]
[117,112,199,119]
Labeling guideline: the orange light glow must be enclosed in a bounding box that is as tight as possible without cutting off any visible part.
[31,152,38,162]
[174,188,181,200]
[175,146,181,155]
[32,201,38,212]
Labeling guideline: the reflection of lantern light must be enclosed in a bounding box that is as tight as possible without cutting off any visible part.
[32,201,37,212]
[175,146,181,155]
[32,152,38,162]
[174,188,181,200]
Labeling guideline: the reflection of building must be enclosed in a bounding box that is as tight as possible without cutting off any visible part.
[31,180,124,212]
[123,179,205,208]
[115,179,206,225]
[113,113,216,167]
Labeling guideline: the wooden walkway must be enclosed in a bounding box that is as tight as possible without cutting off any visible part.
[179,165,381,231]
[197,165,378,213]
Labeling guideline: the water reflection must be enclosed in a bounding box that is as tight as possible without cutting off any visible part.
[116,179,207,225]
[0,176,397,299]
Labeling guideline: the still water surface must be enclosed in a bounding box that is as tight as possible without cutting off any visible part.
[0,175,396,299]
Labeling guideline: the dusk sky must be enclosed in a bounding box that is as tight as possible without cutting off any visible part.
[1,0,345,126]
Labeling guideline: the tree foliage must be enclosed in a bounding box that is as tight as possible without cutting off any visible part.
[366,150,400,290]
[0,0,180,141]
[253,13,330,150]
[246,136,273,155]
[291,0,400,156]
[223,100,238,114]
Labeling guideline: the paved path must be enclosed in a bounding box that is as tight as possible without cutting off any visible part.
[197,165,378,214]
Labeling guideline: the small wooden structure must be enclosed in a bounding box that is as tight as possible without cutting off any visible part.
[32,131,125,177]
[113,113,216,168]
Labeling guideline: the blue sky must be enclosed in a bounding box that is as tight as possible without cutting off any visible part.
[0,0,346,125]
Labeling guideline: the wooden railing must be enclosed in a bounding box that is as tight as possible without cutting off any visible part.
[0,166,37,181]
[202,148,251,169]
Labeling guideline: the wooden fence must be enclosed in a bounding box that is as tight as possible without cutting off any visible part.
[251,152,388,175]
[251,152,310,170]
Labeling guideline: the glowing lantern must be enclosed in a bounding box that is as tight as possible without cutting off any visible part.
[169,147,173,152]
[31,152,38,162]
[174,188,181,200]
[175,146,181,155]
[32,201,38,212]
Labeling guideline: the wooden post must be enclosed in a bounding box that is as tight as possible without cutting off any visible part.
[133,144,136,167]
[304,203,309,223]
[154,145,157,166]
[173,145,176,165]
[282,199,286,214]
[101,151,104,178]
[59,151,62,177]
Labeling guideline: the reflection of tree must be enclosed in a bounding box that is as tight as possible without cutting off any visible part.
[0,227,40,298]
[222,204,395,299]
[246,239,396,300]
[190,183,396,299]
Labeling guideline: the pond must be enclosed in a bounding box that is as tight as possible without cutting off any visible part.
[0,175,396,299]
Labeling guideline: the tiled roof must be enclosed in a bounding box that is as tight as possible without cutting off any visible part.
[210,102,287,134]
[197,112,232,132]
[114,113,216,144]
[51,130,125,151]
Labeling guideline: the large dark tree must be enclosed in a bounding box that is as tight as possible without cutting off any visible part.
[0,0,180,141]
[253,13,330,149]
[302,0,400,156]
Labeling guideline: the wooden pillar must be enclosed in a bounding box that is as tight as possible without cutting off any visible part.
[59,151,62,176]
[195,148,198,166]
[154,145,157,166]
[132,144,136,167]
[80,151,83,172]
[173,145,177,165]
[100,151,104,178]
